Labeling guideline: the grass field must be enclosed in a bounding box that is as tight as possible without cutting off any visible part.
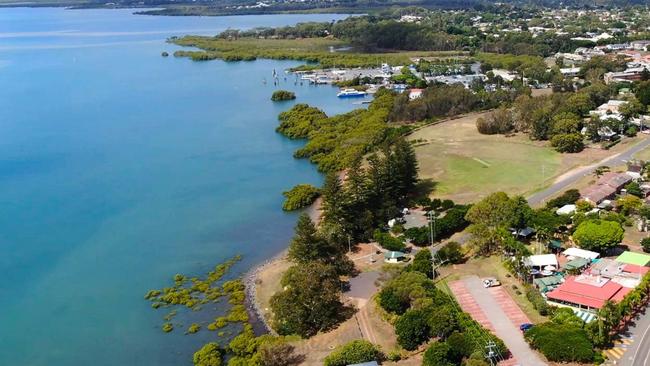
[409,112,637,203]
[409,112,563,202]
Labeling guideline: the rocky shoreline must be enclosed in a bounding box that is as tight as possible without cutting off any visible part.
[244,252,285,336]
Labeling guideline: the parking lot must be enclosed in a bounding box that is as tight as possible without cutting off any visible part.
[449,276,545,366]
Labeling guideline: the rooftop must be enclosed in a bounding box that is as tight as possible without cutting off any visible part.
[546,275,629,309]
[616,251,650,266]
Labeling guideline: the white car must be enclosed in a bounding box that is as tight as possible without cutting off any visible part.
[483,278,501,288]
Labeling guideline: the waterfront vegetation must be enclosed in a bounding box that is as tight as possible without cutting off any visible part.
[270,90,296,101]
[277,89,396,172]
[171,36,448,69]
[145,255,304,366]
[281,184,320,211]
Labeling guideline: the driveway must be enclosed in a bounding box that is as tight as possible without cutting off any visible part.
[528,136,650,206]
[450,276,546,366]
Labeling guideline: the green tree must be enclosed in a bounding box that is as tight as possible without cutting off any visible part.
[617,195,643,216]
[625,181,644,198]
[270,262,346,337]
[395,309,431,350]
[573,219,624,252]
[436,241,465,264]
[525,323,594,362]
[428,304,459,339]
[410,249,433,278]
[323,340,382,366]
[635,81,650,106]
[551,112,581,135]
[564,92,594,116]
[287,214,352,275]
[550,133,584,153]
[193,343,224,366]
[422,342,453,366]
[465,192,531,255]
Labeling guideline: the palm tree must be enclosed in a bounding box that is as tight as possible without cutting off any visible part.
[594,165,611,178]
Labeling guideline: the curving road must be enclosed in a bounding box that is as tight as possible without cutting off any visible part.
[527,135,650,206]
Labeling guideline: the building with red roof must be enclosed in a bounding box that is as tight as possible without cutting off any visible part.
[546,275,631,311]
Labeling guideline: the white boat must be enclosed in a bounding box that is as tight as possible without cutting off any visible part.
[337,88,367,98]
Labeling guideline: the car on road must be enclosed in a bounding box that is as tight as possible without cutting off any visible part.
[482,278,501,288]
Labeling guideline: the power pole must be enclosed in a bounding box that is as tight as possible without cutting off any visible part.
[485,341,497,366]
[428,210,437,246]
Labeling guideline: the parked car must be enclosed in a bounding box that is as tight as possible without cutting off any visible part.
[519,323,534,332]
[482,278,501,288]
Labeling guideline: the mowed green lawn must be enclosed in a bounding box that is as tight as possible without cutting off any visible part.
[410,112,562,202]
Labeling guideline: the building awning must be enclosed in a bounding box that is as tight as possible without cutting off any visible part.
[565,257,590,270]
[573,309,597,323]
[616,251,650,266]
[548,240,563,249]
[384,251,405,259]
[525,254,559,267]
[563,247,600,260]
[556,204,576,215]
[534,275,563,292]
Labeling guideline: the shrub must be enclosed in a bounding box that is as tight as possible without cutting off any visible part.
[525,286,549,316]
[373,230,406,251]
[546,189,581,208]
[422,341,453,366]
[271,90,296,101]
[410,249,433,278]
[395,309,431,350]
[323,340,382,366]
[642,237,650,253]
[525,323,594,362]
[436,241,464,264]
[446,332,473,363]
[551,133,584,153]
[476,108,513,135]
[282,184,320,211]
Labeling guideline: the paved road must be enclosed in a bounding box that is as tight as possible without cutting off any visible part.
[616,304,650,366]
[463,276,547,366]
[528,136,650,206]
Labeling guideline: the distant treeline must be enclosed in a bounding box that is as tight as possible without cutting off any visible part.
[214,13,615,57]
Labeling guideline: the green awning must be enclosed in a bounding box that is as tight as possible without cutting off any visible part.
[565,257,590,270]
[616,251,650,266]
[548,240,563,249]
[534,275,563,292]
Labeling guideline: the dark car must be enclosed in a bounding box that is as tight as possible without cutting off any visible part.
[519,323,534,332]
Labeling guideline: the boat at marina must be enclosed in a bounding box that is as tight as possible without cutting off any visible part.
[337,88,367,98]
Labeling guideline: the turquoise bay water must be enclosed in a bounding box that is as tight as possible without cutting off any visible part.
[0,8,359,365]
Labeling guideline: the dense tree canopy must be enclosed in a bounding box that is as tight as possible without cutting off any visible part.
[573,219,624,252]
[270,262,348,337]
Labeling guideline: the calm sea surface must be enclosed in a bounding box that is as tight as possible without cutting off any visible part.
[0,8,359,365]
